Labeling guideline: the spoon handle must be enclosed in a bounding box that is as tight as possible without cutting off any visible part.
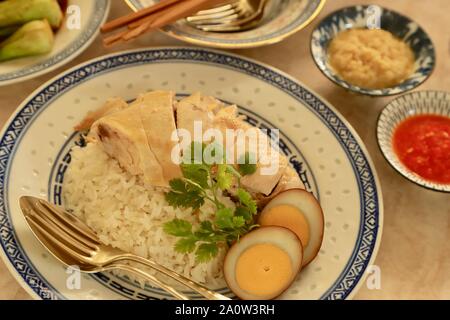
[108,261,190,300]
[113,254,230,300]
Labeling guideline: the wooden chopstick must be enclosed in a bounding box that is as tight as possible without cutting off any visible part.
[103,0,228,47]
[101,0,185,33]
[127,7,168,30]
[122,12,164,41]
[104,10,167,47]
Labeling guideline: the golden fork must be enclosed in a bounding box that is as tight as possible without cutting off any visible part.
[187,0,268,32]
[19,196,230,300]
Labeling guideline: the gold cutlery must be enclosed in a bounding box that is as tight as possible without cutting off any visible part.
[102,0,267,46]
[102,0,228,46]
[19,196,230,300]
[187,0,268,32]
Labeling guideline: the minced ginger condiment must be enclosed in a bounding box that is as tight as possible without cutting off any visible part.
[328,29,415,89]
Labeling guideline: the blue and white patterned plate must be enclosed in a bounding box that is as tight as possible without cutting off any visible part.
[126,0,326,49]
[0,0,110,86]
[377,91,450,192]
[311,5,436,96]
[0,48,383,300]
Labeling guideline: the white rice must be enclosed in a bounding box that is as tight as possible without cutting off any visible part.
[63,142,227,288]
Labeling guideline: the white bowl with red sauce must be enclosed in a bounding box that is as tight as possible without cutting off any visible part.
[377,91,450,192]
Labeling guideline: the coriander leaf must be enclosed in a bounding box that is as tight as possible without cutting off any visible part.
[165,141,261,263]
[193,230,211,241]
[200,220,214,232]
[232,216,246,228]
[194,221,227,242]
[181,163,209,189]
[234,206,253,221]
[225,164,241,179]
[214,207,234,229]
[195,243,219,263]
[217,164,233,190]
[194,231,226,242]
[237,188,257,215]
[238,163,257,176]
[174,237,197,254]
[203,141,225,165]
[238,152,257,176]
[194,221,215,240]
[183,141,208,164]
[169,178,186,191]
[165,189,205,210]
[163,219,193,237]
[165,179,205,209]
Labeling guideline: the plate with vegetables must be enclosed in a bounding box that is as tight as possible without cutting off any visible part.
[0,0,110,86]
[0,48,383,300]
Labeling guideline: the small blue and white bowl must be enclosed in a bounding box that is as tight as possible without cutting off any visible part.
[377,91,450,192]
[311,5,436,96]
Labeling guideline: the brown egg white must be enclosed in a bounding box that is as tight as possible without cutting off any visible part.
[258,188,324,266]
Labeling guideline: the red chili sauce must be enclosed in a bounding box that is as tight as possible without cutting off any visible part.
[392,114,450,184]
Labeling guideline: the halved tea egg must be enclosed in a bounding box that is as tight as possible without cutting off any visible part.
[258,188,324,266]
[223,226,303,300]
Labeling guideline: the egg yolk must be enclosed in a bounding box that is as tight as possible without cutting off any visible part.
[235,243,293,297]
[259,204,310,247]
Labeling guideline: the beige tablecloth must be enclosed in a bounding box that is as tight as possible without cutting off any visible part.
[0,0,449,300]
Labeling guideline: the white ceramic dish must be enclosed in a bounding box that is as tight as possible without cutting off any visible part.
[310,5,435,96]
[0,48,383,300]
[0,0,110,86]
[126,0,326,49]
[377,90,450,192]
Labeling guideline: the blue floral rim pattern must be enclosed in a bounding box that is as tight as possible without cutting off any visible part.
[0,1,110,83]
[0,48,382,300]
[311,5,436,96]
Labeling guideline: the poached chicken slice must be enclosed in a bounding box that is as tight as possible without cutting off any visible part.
[175,92,223,143]
[256,166,306,206]
[133,90,182,182]
[75,97,128,131]
[213,106,288,196]
[88,91,289,194]
[90,103,166,187]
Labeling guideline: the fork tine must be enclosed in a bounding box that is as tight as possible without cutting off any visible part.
[30,209,97,255]
[188,0,267,32]
[194,1,239,15]
[187,8,239,22]
[20,196,100,250]
[197,15,258,31]
[35,200,100,248]
[188,14,240,25]
[28,212,95,256]
[26,215,90,263]
[198,24,241,32]
[36,198,100,243]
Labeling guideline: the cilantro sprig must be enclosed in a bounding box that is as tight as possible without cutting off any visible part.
[163,142,258,263]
